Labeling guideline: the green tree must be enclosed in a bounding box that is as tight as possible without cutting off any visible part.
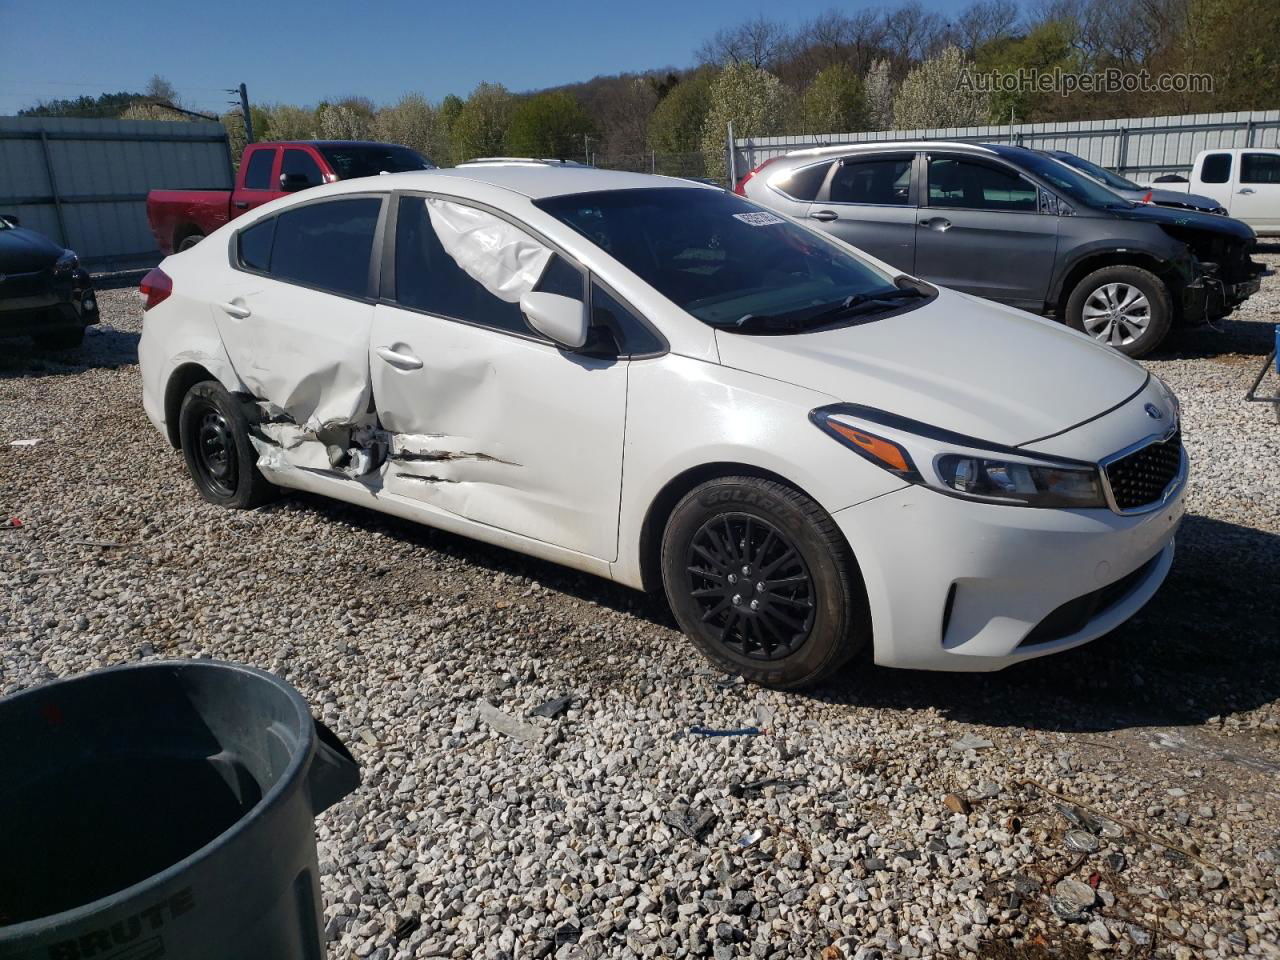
[315,97,376,140]
[647,71,713,171]
[451,83,515,161]
[505,91,596,159]
[1179,0,1280,111]
[261,104,316,141]
[976,19,1082,122]
[892,46,989,128]
[863,60,895,130]
[18,91,144,118]
[799,64,868,134]
[700,64,793,180]
[374,93,443,161]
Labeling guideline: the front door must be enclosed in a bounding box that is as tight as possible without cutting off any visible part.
[1232,152,1280,233]
[913,153,1059,308]
[806,152,917,269]
[369,194,627,561]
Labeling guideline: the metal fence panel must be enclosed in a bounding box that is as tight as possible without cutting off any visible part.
[0,116,232,271]
[733,109,1280,181]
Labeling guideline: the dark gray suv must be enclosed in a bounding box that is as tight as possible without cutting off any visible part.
[738,141,1263,356]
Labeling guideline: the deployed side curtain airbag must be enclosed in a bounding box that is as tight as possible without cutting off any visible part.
[425,198,553,303]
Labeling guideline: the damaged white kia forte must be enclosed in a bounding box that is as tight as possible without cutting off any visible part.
[139,165,1186,688]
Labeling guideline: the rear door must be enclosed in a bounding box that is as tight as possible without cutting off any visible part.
[1231,151,1280,232]
[369,193,629,560]
[231,146,283,215]
[805,152,917,269]
[1194,151,1234,209]
[913,153,1059,307]
[209,195,384,428]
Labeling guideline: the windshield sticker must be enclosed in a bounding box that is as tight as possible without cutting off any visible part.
[732,211,786,227]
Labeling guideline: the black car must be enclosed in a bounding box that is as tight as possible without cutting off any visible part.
[0,214,98,349]
[741,142,1265,356]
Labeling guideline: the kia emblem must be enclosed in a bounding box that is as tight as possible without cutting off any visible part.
[1144,403,1163,420]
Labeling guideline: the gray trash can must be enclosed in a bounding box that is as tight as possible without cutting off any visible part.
[0,660,359,960]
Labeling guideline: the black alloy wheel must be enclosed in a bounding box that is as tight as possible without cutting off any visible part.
[661,476,866,689]
[686,513,816,660]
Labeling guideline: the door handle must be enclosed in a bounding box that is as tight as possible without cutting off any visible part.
[1238,187,1255,195]
[920,217,952,231]
[809,209,839,222]
[375,345,423,370]
[233,200,249,209]
[218,301,251,319]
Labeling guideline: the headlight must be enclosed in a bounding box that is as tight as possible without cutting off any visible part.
[811,404,1108,509]
[54,249,79,273]
[936,455,1104,508]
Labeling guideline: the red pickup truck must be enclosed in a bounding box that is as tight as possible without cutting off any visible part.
[147,140,432,254]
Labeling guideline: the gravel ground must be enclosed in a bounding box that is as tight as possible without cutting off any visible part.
[2,259,1279,960]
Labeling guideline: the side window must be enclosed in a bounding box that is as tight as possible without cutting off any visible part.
[828,156,913,205]
[1200,153,1232,184]
[773,162,831,201]
[242,149,276,191]
[237,217,275,271]
[268,197,382,298]
[1241,153,1280,184]
[394,195,582,338]
[590,282,664,357]
[927,157,1037,211]
[281,149,325,188]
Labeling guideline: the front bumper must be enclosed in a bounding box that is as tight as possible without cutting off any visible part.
[1181,257,1265,323]
[834,479,1184,672]
[0,267,98,337]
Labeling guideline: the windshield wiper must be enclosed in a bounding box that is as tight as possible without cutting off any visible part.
[713,286,928,333]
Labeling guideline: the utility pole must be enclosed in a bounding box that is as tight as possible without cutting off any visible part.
[226,83,253,144]
[583,133,590,165]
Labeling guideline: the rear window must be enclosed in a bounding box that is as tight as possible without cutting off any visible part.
[318,144,433,180]
[771,162,831,201]
[1200,153,1232,184]
[534,187,892,329]
[242,149,276,191]
[829,156,912,205]
[257,197,382,298]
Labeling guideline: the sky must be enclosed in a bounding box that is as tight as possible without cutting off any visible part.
[1,0,976,117]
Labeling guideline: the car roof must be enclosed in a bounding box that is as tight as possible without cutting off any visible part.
[326,165,711,200]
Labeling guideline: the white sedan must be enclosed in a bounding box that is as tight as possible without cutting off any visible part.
[138,164,1186,688]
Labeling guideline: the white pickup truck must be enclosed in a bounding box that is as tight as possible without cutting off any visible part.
[1148,148,1280,236]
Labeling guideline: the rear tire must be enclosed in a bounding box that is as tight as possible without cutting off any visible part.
[660,476,867,689]
[1065,265,1171,358]
[33,327,85,350]
[178,380,277,509]
[177,232,205,252]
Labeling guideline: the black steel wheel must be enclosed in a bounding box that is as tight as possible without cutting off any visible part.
[178,380,277,509]
[686,513,816,660]
[662,476,867,689]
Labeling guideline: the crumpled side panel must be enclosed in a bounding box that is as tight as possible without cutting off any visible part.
[425,198,552,303]
[234,353,370,433]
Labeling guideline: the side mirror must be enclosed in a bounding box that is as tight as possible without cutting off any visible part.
[1,214,20,227]
[279,173,315,193]
[520,292,588,350]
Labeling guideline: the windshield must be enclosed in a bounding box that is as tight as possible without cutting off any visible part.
[1013,151,1132,209]
[318,144,433,180]
[1053,153,1140,192]
[534,188,901,329]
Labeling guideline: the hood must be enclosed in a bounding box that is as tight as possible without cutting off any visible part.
[0,225,65,273]
[713,286,1147,447]
[1104,201,1256,242]
[1147,188,1224,213]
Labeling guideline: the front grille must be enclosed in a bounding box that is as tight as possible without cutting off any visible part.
[1104,430,1182,511]
[0,267,54,299]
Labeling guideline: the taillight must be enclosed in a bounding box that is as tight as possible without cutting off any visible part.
[139,268,172,310]
[734,156,780,196]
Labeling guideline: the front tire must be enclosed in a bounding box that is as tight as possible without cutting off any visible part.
[1065,265,1172,358]
[660,476,867,689]
[178,380,277,509]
